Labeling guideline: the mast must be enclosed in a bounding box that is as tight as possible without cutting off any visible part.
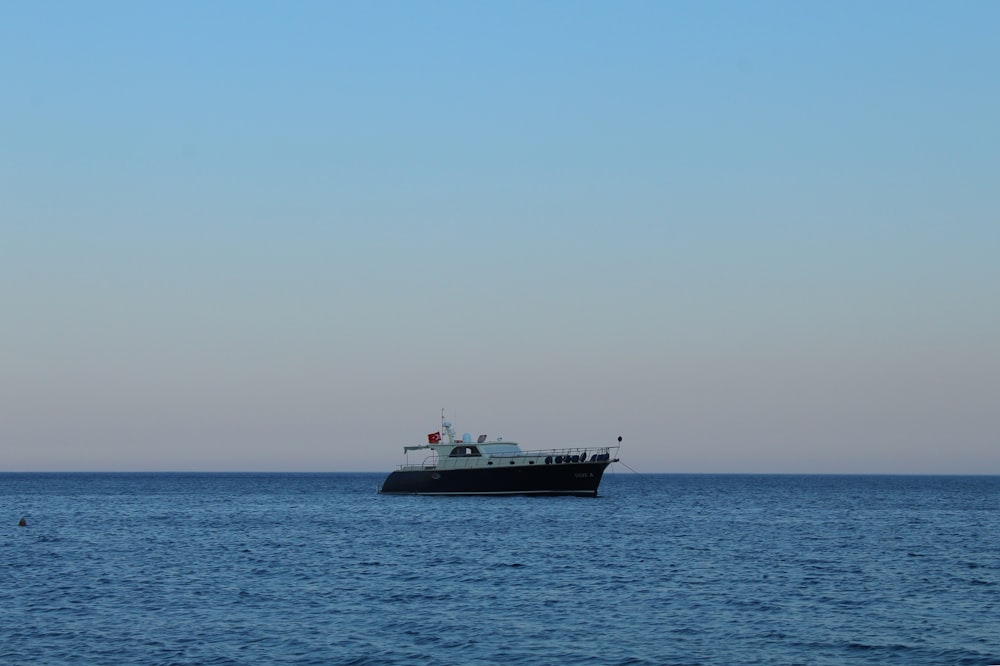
[440,408,457,444]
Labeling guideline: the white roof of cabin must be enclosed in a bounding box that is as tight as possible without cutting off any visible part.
[476,442,521,454]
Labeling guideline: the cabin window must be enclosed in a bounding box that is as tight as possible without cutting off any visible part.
[448,446,481,457]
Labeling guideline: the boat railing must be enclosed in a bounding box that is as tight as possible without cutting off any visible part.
[394,445,617,471]
[490,446,614,460]
[396,455,439,472]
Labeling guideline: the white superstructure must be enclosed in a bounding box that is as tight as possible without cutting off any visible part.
[398,419,616,472]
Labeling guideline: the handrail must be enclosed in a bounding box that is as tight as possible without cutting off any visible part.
[486,446,608,460]
[395,446,617,471]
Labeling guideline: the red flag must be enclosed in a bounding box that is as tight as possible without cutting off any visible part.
[427,432,441,444]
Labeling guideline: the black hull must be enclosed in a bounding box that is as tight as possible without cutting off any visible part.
[380,461,612,497]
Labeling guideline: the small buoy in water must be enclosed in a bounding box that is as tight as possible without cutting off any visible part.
[18,517,27,527]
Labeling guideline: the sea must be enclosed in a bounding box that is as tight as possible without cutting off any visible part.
[2,472,997,665]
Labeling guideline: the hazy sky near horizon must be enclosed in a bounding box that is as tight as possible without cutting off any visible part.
[2,1,998,473]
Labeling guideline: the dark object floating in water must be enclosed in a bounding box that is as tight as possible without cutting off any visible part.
[18,517,27,527]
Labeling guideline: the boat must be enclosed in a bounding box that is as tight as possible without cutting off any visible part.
[379,417,620,496]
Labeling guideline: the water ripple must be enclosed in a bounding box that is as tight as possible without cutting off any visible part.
[2,473,998,664]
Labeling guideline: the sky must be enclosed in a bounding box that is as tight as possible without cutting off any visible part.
[1,1,998,473]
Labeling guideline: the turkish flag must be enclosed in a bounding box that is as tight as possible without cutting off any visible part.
[427,432,441,444]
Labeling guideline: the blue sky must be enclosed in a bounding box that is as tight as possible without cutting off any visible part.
[2,1,998,472]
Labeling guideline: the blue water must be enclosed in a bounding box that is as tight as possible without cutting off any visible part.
[2,473,998,665]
